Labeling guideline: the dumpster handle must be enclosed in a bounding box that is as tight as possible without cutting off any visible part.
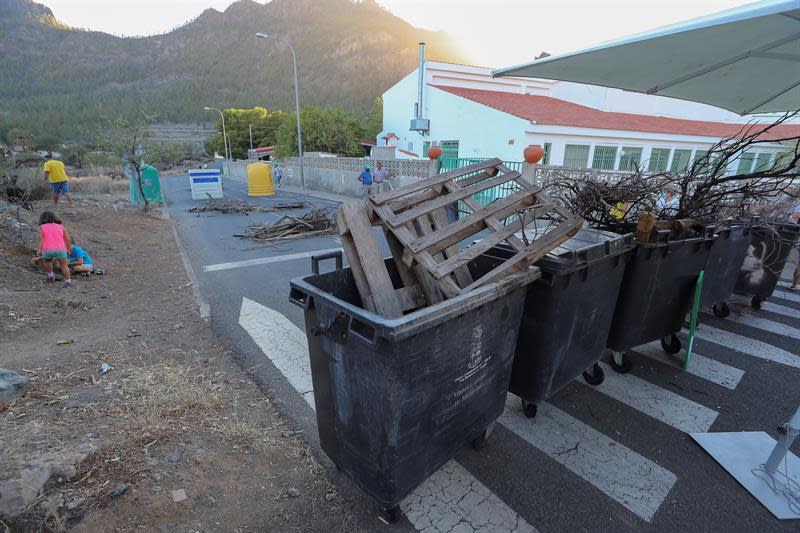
[349,316,377,345]
[311,250,343,275]
[289,287,313,310]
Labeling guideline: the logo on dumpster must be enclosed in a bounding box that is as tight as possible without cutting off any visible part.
[454,325,491,385]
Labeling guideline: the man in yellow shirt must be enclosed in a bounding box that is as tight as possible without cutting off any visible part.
[43,152,72,206]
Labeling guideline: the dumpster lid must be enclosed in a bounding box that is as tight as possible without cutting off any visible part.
[514,225,634,273]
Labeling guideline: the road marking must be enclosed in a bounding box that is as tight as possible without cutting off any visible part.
[759,301,800,320]
[722,313,800,341]
[578,362,718,433]
[694,324,800,369]
[401,461,537,533]
[633,342,744,390]
[204,247,343,272]
[500,399,676,523]
[772,288,800,304]
[239,297,535,532]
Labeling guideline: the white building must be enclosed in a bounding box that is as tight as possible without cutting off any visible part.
[379,60,799,174]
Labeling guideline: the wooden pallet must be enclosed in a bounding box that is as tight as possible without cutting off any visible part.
[369,159,582,297]
[335,201,426,318]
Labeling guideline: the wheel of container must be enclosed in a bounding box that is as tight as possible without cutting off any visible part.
[751,296,763,310]
[472,427,492,450]
[382,506,401,523]
[712,302,731,318]
[609,352,632,374]
[660,334,681,354]
[522,399,538,419]
[582,363,605,386]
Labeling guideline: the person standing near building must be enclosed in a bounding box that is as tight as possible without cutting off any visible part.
[272,163,283,188]
[357,163,373,201]
[372,161,387,194]
[43,152,72,206]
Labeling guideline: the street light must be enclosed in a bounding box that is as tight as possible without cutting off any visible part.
[203,106,230,161]
[256,32,304,189]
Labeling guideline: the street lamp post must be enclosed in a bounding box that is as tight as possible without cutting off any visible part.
[256,32,304,190]
[203,106,229,161]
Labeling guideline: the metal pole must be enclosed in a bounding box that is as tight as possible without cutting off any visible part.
[288,44,304,190]
[249,124,253,151]
[764,404,800,474]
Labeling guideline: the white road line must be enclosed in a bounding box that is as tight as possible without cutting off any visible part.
[500,399,676,523]
[633,342,744,390]
[239,297,315,410]
[238,297,536,532]
[722,313,800,341]
[577,362,718,433]
[694,324,800,369]
[204,247,342,272]
[760,300,800,320]
[401,461,537,533]
[772,288,800,304]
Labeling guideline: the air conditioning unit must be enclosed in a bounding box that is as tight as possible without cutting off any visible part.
[410,118,430,132]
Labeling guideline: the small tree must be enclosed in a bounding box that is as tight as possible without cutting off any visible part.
[95,115,154,211]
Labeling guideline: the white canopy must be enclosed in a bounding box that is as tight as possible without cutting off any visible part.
[492,0,800,116]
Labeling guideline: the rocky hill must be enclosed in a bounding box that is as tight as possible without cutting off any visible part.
[0,0,465,141]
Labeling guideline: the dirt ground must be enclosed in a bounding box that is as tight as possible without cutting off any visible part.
[0,195,359,532]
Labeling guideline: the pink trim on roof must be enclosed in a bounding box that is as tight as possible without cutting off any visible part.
[431,85,800,141]
[397,148,419,157]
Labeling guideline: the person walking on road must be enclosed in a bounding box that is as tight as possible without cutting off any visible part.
[357,163,373,201]
[43,152,72,206]
[372,161,387,194]
[272,163,283,188]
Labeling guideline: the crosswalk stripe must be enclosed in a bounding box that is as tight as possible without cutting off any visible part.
[577,362,718,433]
[772,288,800,304]
[204,247,343,272]
[694,324,800,369]
[500,399,676,523]
[721,313,800,341]
[238,297,536,532]
[760,300,800,320]
[633,342,744,390]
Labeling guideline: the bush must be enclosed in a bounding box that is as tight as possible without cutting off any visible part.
[69,176,129,195]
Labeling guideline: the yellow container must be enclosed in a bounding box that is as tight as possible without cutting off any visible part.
[247,162,275,196]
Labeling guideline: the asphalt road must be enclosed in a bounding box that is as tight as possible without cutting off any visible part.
[163,173,800,532]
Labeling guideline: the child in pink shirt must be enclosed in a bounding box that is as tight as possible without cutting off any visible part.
[37,211,73,287]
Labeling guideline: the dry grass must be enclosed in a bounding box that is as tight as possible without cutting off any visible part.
[0,419,46,477]
[69,176,129,196]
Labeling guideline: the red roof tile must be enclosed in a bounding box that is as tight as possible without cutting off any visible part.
[432,85,800,141]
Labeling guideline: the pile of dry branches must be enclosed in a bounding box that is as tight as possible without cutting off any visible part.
[189,196,304,215]
[235,207,336,242]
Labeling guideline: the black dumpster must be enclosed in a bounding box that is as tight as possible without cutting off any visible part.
[486,229,634,418]
[606,230,716,356]
[289,253,539,515]
[734,222,800,308]
[700,225,752,317]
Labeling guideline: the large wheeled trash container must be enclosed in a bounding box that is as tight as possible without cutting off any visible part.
[289,253,539,517]
[734,222,800,309]
[606,230,716,362]
[699,225,752,318]
[486,229,634,418]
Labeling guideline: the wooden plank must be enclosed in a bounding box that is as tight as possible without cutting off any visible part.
[427,208,474,288]
[370,158,503,205]
[460,216,582,293]
[387,170,522,228]
[383,227,442,306]
[338,202,403,318]
[395,285,425,312]
[385,168,500,213]
[335,209,376,313]
[445,180,527,249]
[409,188,540,255]
[429,202,554,279]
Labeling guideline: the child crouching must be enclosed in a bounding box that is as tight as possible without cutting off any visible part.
[37,211,73,287]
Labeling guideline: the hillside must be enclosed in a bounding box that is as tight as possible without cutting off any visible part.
[0,0,466,142]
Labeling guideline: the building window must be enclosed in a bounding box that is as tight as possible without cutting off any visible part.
[542,142,552,165]
[754,152,772,172]
[648,148,671,172]
[670,149,692,173]
[423,141,431,157]
[693,150,711,174]
[563,144,590,168]
[618,147,643,171]
[592,146,617,170]
[736,152,755,174]
[441,140,459,159]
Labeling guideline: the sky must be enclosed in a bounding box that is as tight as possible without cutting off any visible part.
[44,0,756,66]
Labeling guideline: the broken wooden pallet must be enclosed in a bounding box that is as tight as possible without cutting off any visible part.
[335,201,426,318]
[369,159,582,297]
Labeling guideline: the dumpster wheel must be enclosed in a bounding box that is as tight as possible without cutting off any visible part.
[609,351,632,374]
[472,422,495,450]
[712,302,731,318]
[751,296,763,310]
[521,399,538,419]
[660,334,681,354]
[582,363,605,386]
[382,506,401,523]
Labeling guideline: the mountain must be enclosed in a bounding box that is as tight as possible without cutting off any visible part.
[0,0,467,143]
